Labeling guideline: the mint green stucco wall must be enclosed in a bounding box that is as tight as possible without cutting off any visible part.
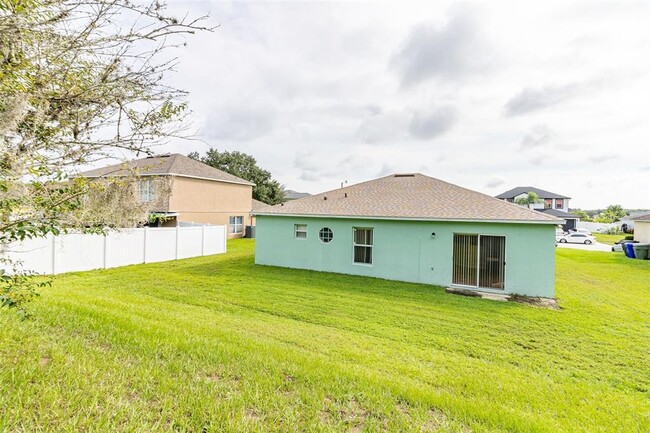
[255,216,556,298]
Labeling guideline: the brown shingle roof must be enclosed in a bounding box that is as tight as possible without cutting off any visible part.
[254,173,562,224]
[251,198,270,211]
[74,154,254,186]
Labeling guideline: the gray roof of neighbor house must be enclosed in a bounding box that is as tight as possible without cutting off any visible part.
[73,153,255,186]
[254,173,562,224]
[251,199,269,211]
[284,190,311,200]
[495,186,570,200]
[630,212,650,221]
[536,208,577,219]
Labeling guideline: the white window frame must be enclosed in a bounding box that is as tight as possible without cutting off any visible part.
[229,216,244,234]
[352,227,373,265]
[319,227,334,243]
[295,224,308,239]
[451,233,507,291]
[138,179,156,203]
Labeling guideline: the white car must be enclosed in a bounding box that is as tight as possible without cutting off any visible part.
[557,233,596,244]
[612,239,637,252]
[569,228,592,235]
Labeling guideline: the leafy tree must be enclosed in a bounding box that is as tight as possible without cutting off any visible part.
[1,0,209,316]
[189,149,285,205]
[515,192,542,208]
[570,209,592,222]
[596,204,627,223]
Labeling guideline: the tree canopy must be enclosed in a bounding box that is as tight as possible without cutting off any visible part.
[596,205,627,223]
[570,209,592,222]
[514,192,542,208]
[1,0,209,315]
[189,149,284,205]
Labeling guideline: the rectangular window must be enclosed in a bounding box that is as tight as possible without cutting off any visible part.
[555,198,564,209]
[353,228,373,264]
[544,198,552,209]
[295,224,307,239]
[138,179,156,203]
[229,216,243,234]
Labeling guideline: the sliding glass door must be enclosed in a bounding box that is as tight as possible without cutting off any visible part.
[452,234,505,290]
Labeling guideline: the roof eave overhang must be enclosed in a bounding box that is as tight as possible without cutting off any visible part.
[72,172,255,187]
[252,212,563,225]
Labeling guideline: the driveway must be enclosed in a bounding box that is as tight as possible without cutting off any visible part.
[556,241,612,252]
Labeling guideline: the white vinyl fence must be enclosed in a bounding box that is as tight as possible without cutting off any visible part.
[577,221,621,233]
[2,225,227,275]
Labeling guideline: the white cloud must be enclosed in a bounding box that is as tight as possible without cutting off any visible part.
[142,0,650,209]
[390,9,492,87]
[408,106,457,140]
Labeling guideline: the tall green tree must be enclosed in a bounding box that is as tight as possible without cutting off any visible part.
[189,149,285,205]
[515,192,542,208]
[597,204,627,223]
[570,209,592,221]
[1,0,209,316]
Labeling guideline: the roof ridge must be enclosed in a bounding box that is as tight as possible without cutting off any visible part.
[263,173,562,223]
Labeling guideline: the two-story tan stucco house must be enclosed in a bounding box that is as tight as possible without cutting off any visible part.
[75,153,255,238]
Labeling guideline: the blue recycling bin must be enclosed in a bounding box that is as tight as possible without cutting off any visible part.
[624,243,636,259]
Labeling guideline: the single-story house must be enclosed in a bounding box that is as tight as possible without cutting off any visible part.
[632,213,650,243]
[495,186,577,231]
[74,153,255,238]
[620,210,650,232]
[254,174,562,298]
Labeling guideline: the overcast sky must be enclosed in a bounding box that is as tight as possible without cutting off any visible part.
[151,0,649,209]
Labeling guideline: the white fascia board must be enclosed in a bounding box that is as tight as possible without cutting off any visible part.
[251,213,563,225]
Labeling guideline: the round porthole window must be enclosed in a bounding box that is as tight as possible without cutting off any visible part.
[319,227,333,243]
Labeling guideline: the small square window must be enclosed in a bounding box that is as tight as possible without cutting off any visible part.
[555,199,564,209]
[229,216,243,234]
[295,224,307,239]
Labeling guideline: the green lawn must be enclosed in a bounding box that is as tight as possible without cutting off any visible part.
[593,233,629,245]
[1,240,648,432]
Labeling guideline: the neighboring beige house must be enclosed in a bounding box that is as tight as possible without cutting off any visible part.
[75,153,255,238]
[632,214,650,243]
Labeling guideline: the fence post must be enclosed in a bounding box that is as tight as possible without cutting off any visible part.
[201,225,206,256]
[50,233,56,275]
[143,227,148,264]
[103,233,108,269]
[175,225,180,260]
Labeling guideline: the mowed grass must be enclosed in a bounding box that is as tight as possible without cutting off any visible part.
[1,240,648,432]
[593,233,629,245]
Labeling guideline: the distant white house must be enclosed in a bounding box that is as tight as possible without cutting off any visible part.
[632,214,650,243]
[495,186,578,231]
[620,210,650,231]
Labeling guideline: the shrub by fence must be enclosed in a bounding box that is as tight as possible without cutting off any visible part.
[2,226,227,275]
